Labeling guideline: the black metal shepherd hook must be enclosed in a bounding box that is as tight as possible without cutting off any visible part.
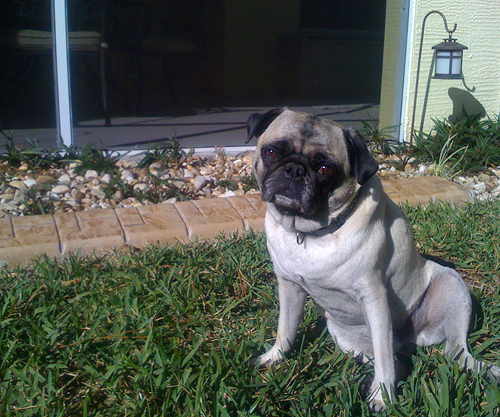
[409,11,458,146]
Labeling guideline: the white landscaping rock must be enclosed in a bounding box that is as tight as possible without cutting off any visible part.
[491,185,500,197]
[23,179,37,188]
[9,180,27,191]
[193,175,209,191]
[199,166,213,176]
[101,173,112,184]
[121,169,134,179]
[91,186,106,200]
[134,183,148,192]
[149,162,163,170]
[219,190,237,198]
[52,184,71,194]
[58,174,71,184]
[183,169,195,179]
[84,170,99,180]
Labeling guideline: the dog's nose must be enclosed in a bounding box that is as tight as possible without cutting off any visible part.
[284,164,306,180]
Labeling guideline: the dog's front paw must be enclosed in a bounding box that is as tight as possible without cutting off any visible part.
[368,388,386,412]
[368,396,386,412]
[253,347,284,368]
[368,382,392,412]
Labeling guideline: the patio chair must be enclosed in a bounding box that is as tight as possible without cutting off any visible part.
[0,0,110,126]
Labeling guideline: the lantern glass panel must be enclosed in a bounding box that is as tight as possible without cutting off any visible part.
[435,51,452,75]
[451,52,462,75]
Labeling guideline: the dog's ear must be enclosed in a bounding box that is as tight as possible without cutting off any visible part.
[344,128,379,185]
[245,108,285,143]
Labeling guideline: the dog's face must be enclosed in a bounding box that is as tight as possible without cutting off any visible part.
[247,109,379,229]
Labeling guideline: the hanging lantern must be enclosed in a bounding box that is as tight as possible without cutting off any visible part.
[432,37,468,79]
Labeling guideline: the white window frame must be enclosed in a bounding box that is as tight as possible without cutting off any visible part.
[51,0,73,147]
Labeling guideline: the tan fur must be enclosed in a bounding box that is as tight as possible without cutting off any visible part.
[251,109,500,411]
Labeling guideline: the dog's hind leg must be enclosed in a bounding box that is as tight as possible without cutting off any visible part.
[412,265,500,379]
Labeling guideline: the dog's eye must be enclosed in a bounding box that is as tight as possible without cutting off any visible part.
[318,165,334,176]
[264,149,279,159]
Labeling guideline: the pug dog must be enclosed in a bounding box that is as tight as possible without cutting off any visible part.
[246,108,500,411]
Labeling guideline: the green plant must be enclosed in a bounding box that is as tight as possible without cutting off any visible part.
[240,172,260,192]
[361,120,400,155]
[100,174,192,205]
[137,139,190,169]
[62,145,122,175]
[136,175,191,203]
[100,175,136,200]
[412,115,500,174]
[0,134,128,175]
[431,133,468,179]
[0,133,28,168]
[0,135,59,170]
[389,141,417,166]
[21,182,68,216]
[215,178,239,192]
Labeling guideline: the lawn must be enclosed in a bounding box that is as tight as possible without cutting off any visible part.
[2,199,500,416]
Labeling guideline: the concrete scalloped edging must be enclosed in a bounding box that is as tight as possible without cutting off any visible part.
[0,177,471,267]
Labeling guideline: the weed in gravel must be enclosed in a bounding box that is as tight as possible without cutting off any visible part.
[215,178,239,192]
[430,133,468,179]
[240,172,260,193]
[100,174,134,201]
[0,134,24,168]
[0,136,126,176]
[62,145,122,176]
[137,139,191,169]
[137,175,191,203]
[0,134,62,170]
[21,182,70,216]
[214,146,227,165]
[100,174,192,204]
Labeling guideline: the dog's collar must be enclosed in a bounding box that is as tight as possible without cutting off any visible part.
[296,192,360,245]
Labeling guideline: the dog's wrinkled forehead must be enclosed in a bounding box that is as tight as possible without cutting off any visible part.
[258,110,349,159]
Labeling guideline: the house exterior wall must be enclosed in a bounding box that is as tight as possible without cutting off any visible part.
[380,0,500,141]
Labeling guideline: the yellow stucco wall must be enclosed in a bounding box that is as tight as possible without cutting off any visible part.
[380,0,500,140]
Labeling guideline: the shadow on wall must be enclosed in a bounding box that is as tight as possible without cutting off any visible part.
[447,87,485,123]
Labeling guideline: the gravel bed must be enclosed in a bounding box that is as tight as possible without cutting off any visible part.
[1,151,500,218]
[0,151,258,217]
[377,154,500,200]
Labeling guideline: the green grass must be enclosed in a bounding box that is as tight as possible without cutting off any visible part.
[2,201,500,416]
